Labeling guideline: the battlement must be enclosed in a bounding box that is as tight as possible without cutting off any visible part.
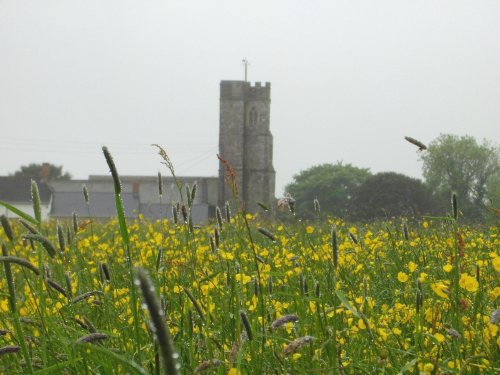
[220,80,271,100]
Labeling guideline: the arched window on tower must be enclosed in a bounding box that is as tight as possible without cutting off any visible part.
[248,106,258,126]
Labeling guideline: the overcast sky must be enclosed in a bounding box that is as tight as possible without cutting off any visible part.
[1,0,499,195]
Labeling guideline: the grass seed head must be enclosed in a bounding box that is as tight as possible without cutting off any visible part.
[257,202,270,211]
[283,336,314,356]
[72,290,104,304]
[46,279,68,298]
[348,230,358,245]
[214,227,220,248]
[215,206,223,229]
[331,226,338,269]
[313,198,320,212]
[225,201,231,223]
[490,309,500,324]
[102,146,121,194]
[20,219,39,235]
[194,359,223,373]
[271,314,299,330]
[135,267,179,375]
[0,345,21,356]
[181,204,188,223]
[404,136,427,151]
[101,262,111,281]
[64,272,73,299]
[0,255,40,275]
[190,182,197,204]
[23,234,57,258]
[209,235,216,253]
[0,215,14,241]
[239,310,253,341]
[451,192,458,220]
[57,224,65,252]
[403,222,409,241]
[157,172,163,196]
[315,281,320,298]
[186,185,192,207]
[72,212,78,234]
[76,332,108,344]
[82,184,89,204]
[183,287,206,324]
[66,225,72,245]
[257,227,276,242]
[172,205,179,225]
[31,179,42,224]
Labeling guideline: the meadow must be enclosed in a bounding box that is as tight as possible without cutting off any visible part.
[0,150,499,374]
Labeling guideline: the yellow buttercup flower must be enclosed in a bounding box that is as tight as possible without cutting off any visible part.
[397,272,409,283]
[459,273,479,292]
[434,333,445,343]
[431,282,449,299]
[493,257,500,272]
[407,261,417,273]
[443,264,453,272]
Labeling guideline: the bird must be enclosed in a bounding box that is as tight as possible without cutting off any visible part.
[404,136,427,151]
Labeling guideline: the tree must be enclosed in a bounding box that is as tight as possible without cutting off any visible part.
[11,163,72,182]
[351,172,435,220]
[285,162,371,219]
[421,134,499,219]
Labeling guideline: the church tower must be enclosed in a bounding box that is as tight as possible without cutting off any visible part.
[218,80,275,212]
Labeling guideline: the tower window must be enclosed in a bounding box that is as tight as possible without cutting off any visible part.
[248,107,258,126]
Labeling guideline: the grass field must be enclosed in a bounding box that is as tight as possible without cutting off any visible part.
[0,153,499,374]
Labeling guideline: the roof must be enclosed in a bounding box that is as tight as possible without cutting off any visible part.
[50,191,140,218]
[0,177,52,203]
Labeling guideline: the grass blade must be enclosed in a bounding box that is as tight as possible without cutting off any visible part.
[0,200,39,225]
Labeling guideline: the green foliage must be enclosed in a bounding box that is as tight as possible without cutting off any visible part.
[285,162,371,219]
[352,172,435,220]
[421,134,499,219]
[11,163,71,182]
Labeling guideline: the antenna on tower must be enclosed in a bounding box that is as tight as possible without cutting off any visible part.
[242,59,250,82]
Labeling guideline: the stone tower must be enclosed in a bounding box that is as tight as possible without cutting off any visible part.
[218,80,275,212]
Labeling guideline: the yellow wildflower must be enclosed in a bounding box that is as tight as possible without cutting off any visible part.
[459,273,479,292]
[431,282,449,299]
[493,257,500,272]
[0,299,8,313]
[434,333,445,343]
[407,261,417,273]
[443,264,453,272]
[397,272,409,283]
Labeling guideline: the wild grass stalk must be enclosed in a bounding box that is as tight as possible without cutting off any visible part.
[102,146,142,362]
[135,267,179,375]
[2,242,34,374]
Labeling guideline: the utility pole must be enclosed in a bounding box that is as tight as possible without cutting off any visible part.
[242,59,250,81]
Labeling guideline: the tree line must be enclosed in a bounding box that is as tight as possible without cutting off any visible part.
[284,134,499,222]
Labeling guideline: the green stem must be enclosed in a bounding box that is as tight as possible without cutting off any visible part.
[2,242,34,374]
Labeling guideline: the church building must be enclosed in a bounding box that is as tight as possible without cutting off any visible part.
[47,80,275,222]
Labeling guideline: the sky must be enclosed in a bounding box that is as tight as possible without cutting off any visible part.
[0,0,499,195]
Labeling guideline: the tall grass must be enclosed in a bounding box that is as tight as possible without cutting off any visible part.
[0,153,498,374]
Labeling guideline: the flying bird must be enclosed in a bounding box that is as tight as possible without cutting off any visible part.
[404,136,427,151]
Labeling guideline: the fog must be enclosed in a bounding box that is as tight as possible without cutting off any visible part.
[1,0,499,194]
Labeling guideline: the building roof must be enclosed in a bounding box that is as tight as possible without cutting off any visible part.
[0,177,52,203]
[50,191,140,218]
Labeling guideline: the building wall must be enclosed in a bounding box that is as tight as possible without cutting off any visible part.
[50,176,218,223]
